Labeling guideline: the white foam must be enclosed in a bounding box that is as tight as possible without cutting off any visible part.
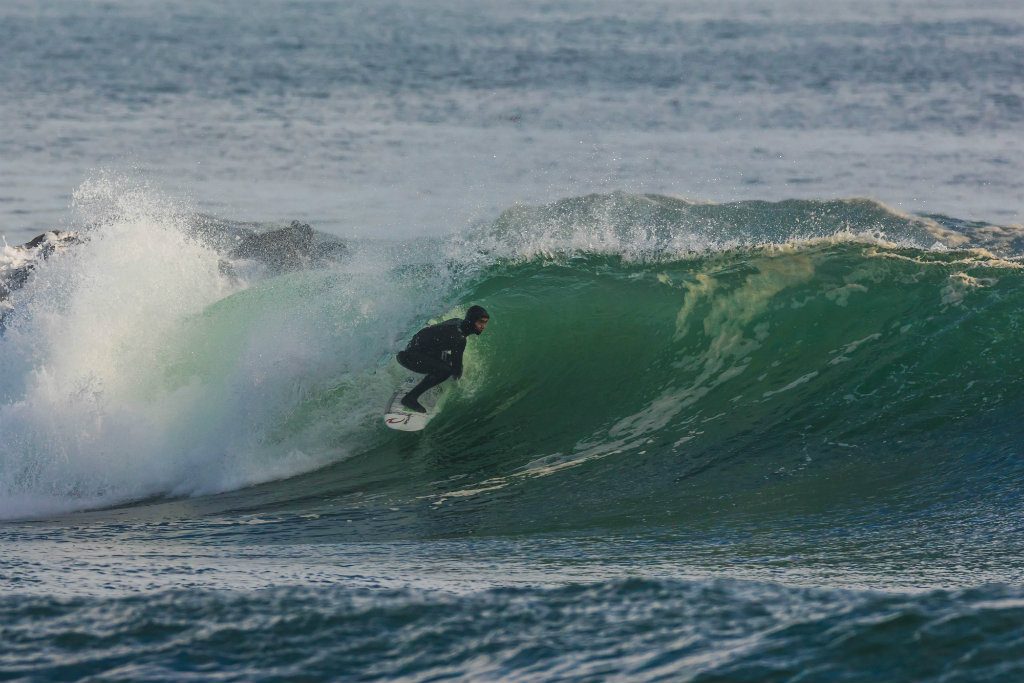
[0,178,445,520]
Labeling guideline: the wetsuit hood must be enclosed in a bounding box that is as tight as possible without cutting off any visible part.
[461,305,489,335]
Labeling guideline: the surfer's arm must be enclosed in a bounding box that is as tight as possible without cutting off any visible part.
[448,334,467,379]
[450,347,464,379]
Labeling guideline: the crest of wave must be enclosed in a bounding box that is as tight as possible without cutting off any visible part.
[448,192,953,267]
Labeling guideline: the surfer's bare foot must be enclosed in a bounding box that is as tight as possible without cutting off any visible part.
[401,395,426,413]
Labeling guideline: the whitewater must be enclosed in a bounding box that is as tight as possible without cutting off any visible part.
[3,0,1024,680]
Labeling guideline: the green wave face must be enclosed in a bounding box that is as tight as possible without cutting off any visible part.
[344,242,1024,537]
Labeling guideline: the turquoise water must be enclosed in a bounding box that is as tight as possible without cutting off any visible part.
[2,0,1024,680]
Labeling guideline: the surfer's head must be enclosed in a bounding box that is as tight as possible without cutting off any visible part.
[464,305,490,335]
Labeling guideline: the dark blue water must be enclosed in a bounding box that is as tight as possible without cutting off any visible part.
[2,1,1024,681]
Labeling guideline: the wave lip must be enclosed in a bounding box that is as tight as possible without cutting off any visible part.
[453,193,986,264]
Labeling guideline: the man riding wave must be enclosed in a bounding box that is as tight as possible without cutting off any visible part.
[396,305,490,413]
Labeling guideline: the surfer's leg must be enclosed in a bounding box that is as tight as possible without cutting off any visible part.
[398,350,453,378]
[396,350,420,372]
[398,350,453,412]
[406,370,451,400]
[401,373,449,413]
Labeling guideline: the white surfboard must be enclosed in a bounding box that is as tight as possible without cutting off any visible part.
[383,377,441,432]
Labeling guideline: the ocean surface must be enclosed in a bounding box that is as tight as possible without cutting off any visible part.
[2,0,1024,680]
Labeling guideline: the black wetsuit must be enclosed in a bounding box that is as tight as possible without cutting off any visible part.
[397,318,474,401]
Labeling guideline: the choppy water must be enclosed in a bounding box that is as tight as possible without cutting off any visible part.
[2,1,1024,681]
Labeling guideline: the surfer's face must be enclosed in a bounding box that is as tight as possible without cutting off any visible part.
[474,317,489,334]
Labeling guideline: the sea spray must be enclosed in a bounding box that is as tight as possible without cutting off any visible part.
[0,179,239,515]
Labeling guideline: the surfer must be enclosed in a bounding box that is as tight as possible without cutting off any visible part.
[396,305,490,413]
